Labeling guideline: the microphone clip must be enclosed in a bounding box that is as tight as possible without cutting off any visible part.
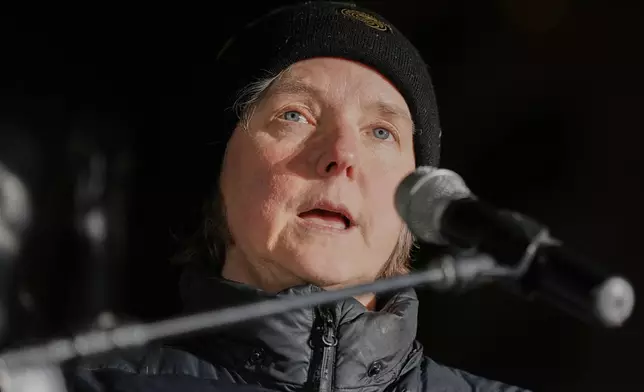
[426,210,555,292]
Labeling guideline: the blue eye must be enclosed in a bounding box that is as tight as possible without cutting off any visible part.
[282,110,308,123]
[373,127,392,140]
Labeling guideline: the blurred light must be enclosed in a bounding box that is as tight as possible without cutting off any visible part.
[0,161,31,257]
[0,225,18,259]
[83,208,106,243]
[0,364,67,392]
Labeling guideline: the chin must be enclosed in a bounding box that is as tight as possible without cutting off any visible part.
[272,226,387,288]
[287,252,379,289]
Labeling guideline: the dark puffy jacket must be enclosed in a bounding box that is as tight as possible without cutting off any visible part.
[66,267,529,392]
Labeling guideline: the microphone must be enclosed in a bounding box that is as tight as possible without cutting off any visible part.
[395,166,635,328]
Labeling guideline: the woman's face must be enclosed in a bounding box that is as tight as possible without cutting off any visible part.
[220,57,415,291]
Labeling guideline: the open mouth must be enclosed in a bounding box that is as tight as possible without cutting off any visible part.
[298,208,353,230]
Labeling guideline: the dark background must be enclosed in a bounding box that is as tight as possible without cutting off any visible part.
[1,0,643,390]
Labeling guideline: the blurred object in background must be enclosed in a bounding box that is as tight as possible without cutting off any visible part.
[0,75,133,348]
[0,364,66,392]
[0,127,33,343]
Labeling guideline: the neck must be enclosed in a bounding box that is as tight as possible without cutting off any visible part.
[359,293,377,310]
[221,246,377,309]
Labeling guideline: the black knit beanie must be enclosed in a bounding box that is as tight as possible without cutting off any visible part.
[213,1,441,168]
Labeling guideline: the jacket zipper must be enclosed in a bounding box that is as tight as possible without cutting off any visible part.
[315,306,337,392]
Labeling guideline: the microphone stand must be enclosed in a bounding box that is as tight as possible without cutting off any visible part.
[0,243,636,388]
[0,253,497,373]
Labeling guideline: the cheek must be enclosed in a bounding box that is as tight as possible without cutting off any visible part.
[220,130,299,241]
[366,174,405,239]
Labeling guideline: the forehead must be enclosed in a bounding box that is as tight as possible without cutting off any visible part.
[266,57,413,124]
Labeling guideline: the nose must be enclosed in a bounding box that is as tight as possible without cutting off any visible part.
[315,124,359,178]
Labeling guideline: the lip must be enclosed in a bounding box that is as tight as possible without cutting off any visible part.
[295,215,357,234]
[297,200,357,231]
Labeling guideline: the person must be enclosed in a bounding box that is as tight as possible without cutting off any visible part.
[68,2,528,391]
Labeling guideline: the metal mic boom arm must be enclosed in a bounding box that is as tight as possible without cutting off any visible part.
[0,252,495,372]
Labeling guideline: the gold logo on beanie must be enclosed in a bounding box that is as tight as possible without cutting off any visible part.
[340,8,392,32]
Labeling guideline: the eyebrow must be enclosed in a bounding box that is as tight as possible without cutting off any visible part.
[269,79,322,99]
